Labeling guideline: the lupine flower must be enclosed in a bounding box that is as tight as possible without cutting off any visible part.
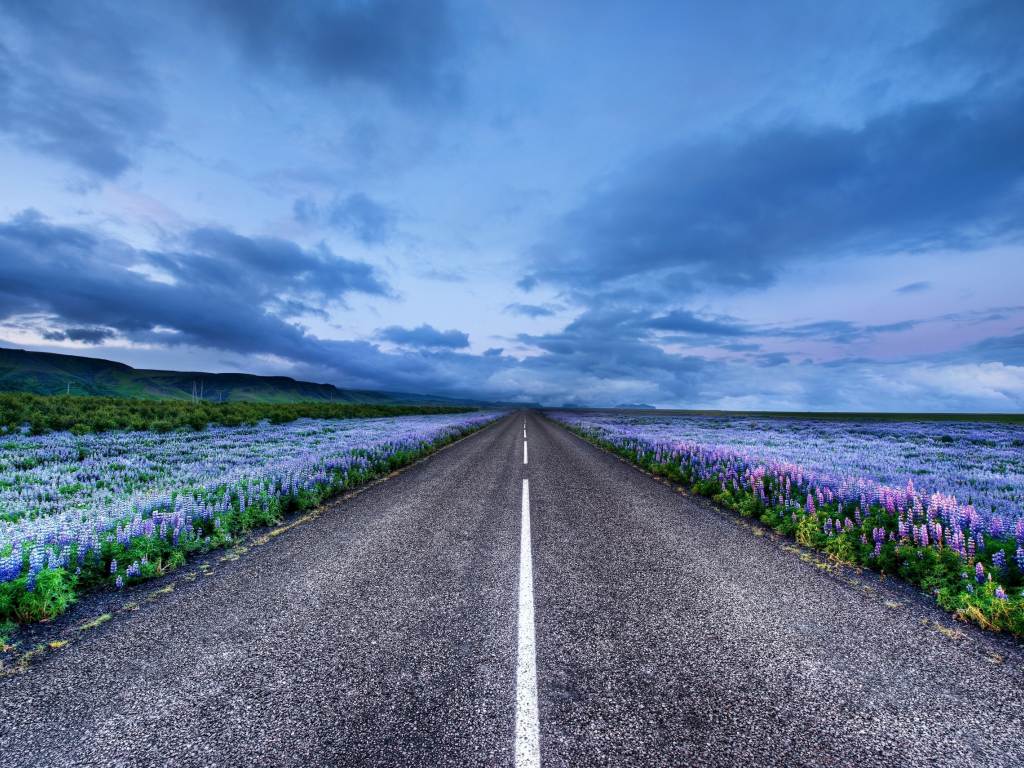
[115,575,124,589]
[0,412,503,588]
[976,562,985,583]
[110,558,117,574]
[995,586,1008,600]
[992,550,1008,575]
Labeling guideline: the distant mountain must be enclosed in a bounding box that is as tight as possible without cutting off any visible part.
[615,403,656,410]
[0,348,537,408]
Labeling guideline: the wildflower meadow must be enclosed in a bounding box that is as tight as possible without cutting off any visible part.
[0,410,506,623]
[548,411,1024,637]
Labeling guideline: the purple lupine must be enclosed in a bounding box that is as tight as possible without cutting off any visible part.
[992,550,1008,575]
[995,586,1008,600]
[976,562,985,583]
[110,558,117,574]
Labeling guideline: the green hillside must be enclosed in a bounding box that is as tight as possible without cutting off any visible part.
[0,348,417,405]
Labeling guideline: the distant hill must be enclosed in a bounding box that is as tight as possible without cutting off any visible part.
[0,347,537,408]
[615,403,656,410]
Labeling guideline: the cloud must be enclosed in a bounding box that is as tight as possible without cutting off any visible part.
[516,275,538,292]
[2,208,1021,411]
[483,347,503,357]
[0,209,388,358]
[0,0,163,177]
[530,85,1024,293]
[294,193,397,244]
[755,352,790,367]
[327,193,396,244]
[201,0,456,101]
[895,281,931,294]
[505,302,560,318]
[646,310,751,337]
[42,326,117,345]
[776,319,921,345]
[377,323,470,349]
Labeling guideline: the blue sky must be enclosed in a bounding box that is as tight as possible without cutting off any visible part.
[1,0,1022,410]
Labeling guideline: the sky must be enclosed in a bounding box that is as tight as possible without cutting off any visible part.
[1,0,1023,411]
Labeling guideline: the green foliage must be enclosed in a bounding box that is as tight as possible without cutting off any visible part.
[0,569,77,623]
[0,619,16,645]
[0,392,474,435]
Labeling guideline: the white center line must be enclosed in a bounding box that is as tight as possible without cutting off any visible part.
[523,441,528,464]
[515,478,540,768]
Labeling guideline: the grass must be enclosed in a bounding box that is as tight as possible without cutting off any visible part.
[79,614,111,630]
[0,619,15,646]
[0,391,475,436]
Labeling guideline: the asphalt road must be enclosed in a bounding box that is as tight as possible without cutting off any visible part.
[2,411,1023,767]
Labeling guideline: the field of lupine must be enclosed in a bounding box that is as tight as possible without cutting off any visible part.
[548,411,1024,637]
[0,411,506,623]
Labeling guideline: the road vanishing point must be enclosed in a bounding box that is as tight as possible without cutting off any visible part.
[2,411,1023,767]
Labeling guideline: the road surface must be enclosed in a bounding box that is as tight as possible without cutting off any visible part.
[2,411,1022,767]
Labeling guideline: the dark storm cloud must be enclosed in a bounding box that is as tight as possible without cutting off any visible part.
[530,86,1024,292]
[0,0,162,177]
[377,324,470,350]
[202,0,455,100]
[0,210,387,356]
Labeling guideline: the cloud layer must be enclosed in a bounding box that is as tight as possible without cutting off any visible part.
[0,0,1022,412]
[529,86,1024,294]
